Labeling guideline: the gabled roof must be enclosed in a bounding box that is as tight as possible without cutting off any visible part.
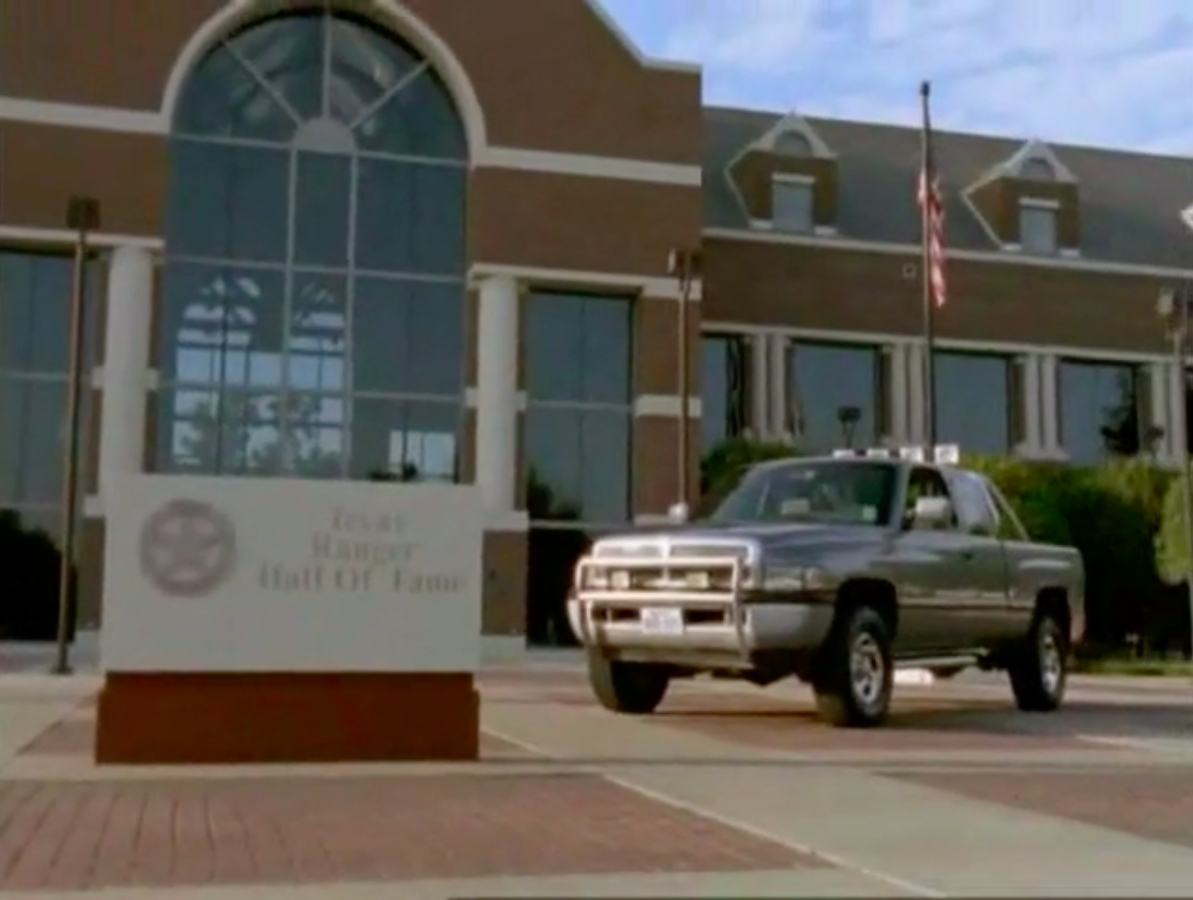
[703,105,1193,270]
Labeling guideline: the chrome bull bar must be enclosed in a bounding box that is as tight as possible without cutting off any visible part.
[571,553,751,657]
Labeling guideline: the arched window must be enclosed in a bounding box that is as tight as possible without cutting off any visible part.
[773,130,813,156]
[1020,157,1055,181]
[158,9,467,484]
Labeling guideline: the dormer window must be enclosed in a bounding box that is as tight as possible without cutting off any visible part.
[1019,199,1058,255]
[771,174,814,232]
[774,130,813,156]
[1020,157,1056,181]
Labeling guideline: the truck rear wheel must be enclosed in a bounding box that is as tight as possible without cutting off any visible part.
[587,653,670,714]
[1008,610,1067,712]
[814,605,893,728]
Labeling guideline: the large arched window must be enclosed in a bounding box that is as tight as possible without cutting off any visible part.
[158,10,467,483]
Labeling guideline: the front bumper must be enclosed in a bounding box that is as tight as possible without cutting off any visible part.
[567,596,834,659]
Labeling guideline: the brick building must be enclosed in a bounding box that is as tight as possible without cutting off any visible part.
[0,0,1189,648]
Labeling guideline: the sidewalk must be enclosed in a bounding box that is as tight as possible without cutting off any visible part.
[1,664,1192,898]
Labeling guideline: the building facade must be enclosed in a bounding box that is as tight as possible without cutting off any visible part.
[1,0,1190,645]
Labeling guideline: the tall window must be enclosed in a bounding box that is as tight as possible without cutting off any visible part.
[525,292,632,524]
[1019,202,1058,255]
[0,252,99,540]
[1058,359,1146,464]
[159,10,467,483]
[934,351,1018,455]
[788,341,886,452]
[701,333,751,452]
[771,177,814,232]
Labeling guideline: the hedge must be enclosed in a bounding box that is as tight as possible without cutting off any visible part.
[701,440,1180,652]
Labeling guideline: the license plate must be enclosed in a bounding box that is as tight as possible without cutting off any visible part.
[640,607,684,636]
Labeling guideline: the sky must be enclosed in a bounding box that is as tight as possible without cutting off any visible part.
[596,0,1193,155]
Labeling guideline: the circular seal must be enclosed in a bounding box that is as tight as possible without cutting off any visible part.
[138,498,237,598]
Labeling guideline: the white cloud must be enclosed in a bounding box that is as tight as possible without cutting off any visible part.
[639,0,1193,153]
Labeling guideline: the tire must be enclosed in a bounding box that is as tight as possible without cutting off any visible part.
[1008,610,1068,712]
[813,606,894,728]
[587,653,670,714]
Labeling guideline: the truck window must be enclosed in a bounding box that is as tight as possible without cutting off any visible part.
[948,471,999,536]
[984,479,1030,542]
[905,466,956,530]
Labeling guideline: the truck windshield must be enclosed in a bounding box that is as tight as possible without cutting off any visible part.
[708,460,898,527]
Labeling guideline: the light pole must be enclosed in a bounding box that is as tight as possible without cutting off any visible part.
[1157,285,1193,659]
[836,405,861,449]
[52,195,100,676]
[667,247,702,519]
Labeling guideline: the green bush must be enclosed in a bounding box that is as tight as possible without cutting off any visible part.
[1157,472,1193,584]
[698,437,799,513]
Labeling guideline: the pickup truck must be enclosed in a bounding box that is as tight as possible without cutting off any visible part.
[568,451,1085,727]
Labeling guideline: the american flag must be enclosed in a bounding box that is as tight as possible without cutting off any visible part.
[917,139,947,308]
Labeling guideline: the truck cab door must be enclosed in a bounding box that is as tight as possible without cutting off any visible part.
[891,466,981,653]
[945,469,1014,647]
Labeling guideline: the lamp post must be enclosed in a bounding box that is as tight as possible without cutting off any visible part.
[667,247,702,518]
[836,405,861,449]
[1157,285,1193,659]
[52,196,100,676]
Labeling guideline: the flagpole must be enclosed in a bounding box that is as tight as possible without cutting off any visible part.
[919,80,938,457]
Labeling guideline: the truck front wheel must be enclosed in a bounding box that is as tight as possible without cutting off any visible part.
[814,605,894,728]
[1008,610,1068,712]
[587,653,670,714]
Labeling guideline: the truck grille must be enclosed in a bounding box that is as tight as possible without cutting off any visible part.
[581,537,758,594]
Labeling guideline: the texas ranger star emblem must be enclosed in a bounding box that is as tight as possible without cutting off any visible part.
[138,498,237,598]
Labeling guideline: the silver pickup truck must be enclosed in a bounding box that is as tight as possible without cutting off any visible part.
[569,451,1085,728]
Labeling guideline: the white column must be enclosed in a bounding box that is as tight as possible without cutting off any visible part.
[906,342,926,445]
[1019,354,1042,455]
[767,334,791,440]
[748,331,769,439]
[1168,360,1186,464]
[97,245,154,503]
[475,275,519,516]
[1040,354,1061,456]
[1148,361,1172,461]
[887,342,909,444]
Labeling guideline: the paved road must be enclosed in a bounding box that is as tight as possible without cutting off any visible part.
[1,655,1192,898]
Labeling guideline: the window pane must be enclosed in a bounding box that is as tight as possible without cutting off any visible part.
[293,152,351,268]
[287,271,347,392]
[167,142,290,263]
[283,393,345,479]
[356,68,467,159]
[173,45,295,141]
[0,378,66,506]
[526,407,629,523]
[350,397,459,482]
[0,253,100,375]
[353,277,463,396]
[1059,361,1140,464]
[229,14,325,122]
[773,181,813,232]
[355,159,465,275]
[156,388,284,477]
[327,17,424,124]
[1019,206,1057,255]
[789,342,879,452]
[934,351,1010,455]
[526,292,631,404]
[160,263,287,388]
[701,334,750,452]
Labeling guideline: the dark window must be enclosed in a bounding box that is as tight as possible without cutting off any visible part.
[162,10,466,482]
[904,466,956,530]
[934,351,1014,455]
[948,470,998,536]
[1058,360,1144,464]
[700,333,750,452]
[525,292,632,523]
[0,252,100,375]
[788,341,885,452]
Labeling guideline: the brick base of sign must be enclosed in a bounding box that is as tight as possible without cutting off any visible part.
[94,671,480,764]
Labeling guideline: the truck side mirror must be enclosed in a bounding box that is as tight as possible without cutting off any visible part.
[909,495,952,530]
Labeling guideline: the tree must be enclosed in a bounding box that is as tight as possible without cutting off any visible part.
[526,466,580,521]
[1099,370,1143,457]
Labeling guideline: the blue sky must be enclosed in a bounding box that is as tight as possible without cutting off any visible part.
[597,0,1193,154]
